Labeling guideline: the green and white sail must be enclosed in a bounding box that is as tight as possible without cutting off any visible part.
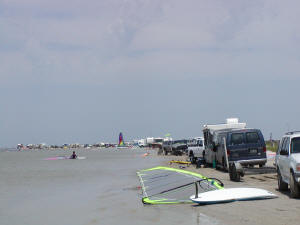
[137,166,224,204]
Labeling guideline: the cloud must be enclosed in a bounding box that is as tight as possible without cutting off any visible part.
[1,0,300,86]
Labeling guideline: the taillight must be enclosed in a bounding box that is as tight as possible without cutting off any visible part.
[296,164,300,172]
[227,149,230,155]
[263,146,266,152]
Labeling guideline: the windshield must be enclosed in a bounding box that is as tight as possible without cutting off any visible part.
[174,140,187,144]
[291,137,300,154]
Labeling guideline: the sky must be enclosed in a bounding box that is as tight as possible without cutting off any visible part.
[1,0,300,146]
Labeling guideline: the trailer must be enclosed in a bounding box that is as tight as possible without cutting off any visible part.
[228,161,277,182]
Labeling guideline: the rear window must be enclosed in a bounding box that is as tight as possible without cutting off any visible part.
[231,133,244,145]
[246,132,260,143]
[291,137,300,153]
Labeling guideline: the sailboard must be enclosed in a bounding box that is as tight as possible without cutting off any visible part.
[137,166,224,204]
[190,187,277,204]
[117,132,127,148]
[44,156,86,160]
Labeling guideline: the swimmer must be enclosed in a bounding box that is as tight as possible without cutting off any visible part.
[70,151,77,159]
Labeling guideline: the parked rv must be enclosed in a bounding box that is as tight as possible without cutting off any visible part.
[203,118,267,170]
[203,118,247,165]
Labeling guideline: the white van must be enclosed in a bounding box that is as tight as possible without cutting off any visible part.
[187,137,205,163]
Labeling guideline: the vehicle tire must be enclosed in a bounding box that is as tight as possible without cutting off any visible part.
[229,169,234,181]
[229,164,240,182]
[290,171,300,198]
[163,149,168,155]
[277,168,288,191]
[191,157,197,164]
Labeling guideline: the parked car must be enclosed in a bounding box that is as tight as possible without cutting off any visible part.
[204,128,267,170]
[162,139,188,156]
[275,131,300,198]
[187,137,205,163]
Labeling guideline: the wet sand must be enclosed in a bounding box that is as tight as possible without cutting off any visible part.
[165,155,300,225]
[0,149,219,225]
[1,149,299,225]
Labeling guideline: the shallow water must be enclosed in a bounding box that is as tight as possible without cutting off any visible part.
[0,149,220,225]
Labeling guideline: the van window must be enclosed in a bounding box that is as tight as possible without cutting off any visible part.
[291,137,300,153]
[246,132,260,143]
[231,133,244,145]
[277,138,285,154]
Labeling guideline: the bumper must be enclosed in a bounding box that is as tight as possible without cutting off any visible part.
[229,158,267,165]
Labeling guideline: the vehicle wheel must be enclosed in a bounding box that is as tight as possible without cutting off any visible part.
[290,172,300,198]
[163,149,168,155]
[229,169,234,181]
[277,169,288,191]
[191,157,196,164]
[229,164,240,182]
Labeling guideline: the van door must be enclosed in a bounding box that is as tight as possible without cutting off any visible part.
[216,134,225,166]
[245,131,265,160]
[227,132,247,162]
[281,138,291,180]
[277,138,287,178]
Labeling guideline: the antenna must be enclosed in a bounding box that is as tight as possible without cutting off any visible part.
[286,123,290,132]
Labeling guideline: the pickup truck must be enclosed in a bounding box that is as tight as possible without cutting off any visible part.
[187,137,205,163]
[162,139,188,156]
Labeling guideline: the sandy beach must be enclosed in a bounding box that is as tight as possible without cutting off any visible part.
[0,148,299,225]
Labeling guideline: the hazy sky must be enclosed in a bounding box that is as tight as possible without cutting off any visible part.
[1,0,300,146]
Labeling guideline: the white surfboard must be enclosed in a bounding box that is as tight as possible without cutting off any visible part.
[190,188,277,204]
[44,156,86,160]
[76,156,86,160]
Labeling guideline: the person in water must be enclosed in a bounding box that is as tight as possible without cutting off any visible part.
[70,151,77,159]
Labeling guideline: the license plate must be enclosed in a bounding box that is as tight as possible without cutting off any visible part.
[249,149,257,154]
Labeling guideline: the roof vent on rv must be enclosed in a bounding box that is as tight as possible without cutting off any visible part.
[226,118,239,124]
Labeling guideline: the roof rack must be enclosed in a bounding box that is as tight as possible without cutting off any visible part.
[285,131,300,135]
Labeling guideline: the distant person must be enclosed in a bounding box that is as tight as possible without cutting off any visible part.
[70,151,77,159]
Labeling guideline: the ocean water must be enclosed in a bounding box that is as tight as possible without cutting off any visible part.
[0,149,219,225]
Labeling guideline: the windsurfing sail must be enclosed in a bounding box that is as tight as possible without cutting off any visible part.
[137,166,224,204]
[118,132,125,147]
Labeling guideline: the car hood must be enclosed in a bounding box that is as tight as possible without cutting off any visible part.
[291,153,300,163]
